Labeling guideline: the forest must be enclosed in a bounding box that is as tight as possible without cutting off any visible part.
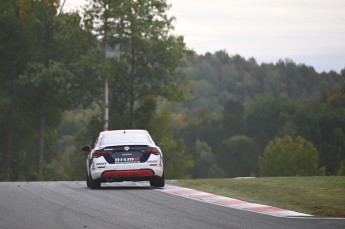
[1,0,344,181]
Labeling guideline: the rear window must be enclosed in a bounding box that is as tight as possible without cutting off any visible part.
[99,133,152,146]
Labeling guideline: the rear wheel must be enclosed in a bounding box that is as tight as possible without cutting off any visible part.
[88,172,101,189]
[150,174,165,188]
[86,171,90,188]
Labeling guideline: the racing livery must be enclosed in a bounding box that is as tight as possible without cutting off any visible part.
[82,129,164,189]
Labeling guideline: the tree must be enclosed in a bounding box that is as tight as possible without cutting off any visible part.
[18,61,73,177]
[259,135,319,176]
[317,84,345,173]
[159,131,193,179]
[223,99,245,136]
[83,0,191,130]
[246,95,299,149]
[337,160,345,176]
[0,0,95,180]
[216,135,257,177]
[0,0,30,180]
[193,140,225,178]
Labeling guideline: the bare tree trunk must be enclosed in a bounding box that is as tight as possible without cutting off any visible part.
[129,34,136,128]
[4,107,13,180]
[104,77,109,131]
[5,128,12,180]
[38,109,45,179]
[103,13,109,131]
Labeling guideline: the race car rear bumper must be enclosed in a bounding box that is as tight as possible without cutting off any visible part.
[102,169,154,178]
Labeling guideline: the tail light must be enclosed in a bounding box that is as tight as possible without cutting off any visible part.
[93,151,110,158]
[144,148,160,155]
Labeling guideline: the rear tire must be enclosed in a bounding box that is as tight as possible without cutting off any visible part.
[88,172,101,189]
[150,174,165,188]
[86,171,90,188]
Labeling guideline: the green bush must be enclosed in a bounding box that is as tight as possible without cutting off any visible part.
[260,135,319,176]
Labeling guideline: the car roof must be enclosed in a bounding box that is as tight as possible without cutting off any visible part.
[99,129,148,136]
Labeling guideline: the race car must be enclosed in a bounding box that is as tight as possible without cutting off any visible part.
[82,129,164,189]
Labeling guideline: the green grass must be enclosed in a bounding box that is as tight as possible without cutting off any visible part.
[174,176,345,217]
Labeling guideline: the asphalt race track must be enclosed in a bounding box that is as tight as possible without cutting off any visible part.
[0,181,344,229]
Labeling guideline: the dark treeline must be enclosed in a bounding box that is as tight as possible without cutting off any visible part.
[1,1,344,181]
[173,51,345,178]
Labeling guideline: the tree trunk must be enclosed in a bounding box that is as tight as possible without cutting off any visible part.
[4,106,13,180]
[104,77,109,131]
[103,12,109,131]
[129,34,136,128]
[5,126,12,180]
[38,109,45,179]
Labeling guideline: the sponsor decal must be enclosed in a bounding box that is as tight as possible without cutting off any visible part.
[114,157,140,163]
[147,160,158,163]
[96,162,106,168]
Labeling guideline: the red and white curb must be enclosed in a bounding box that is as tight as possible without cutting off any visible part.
[158,184,312,218]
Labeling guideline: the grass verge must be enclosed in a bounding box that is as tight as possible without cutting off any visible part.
[174,176,345,217]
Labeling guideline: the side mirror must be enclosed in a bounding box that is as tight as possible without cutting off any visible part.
[155,142,163,149]
[81,145,92,152]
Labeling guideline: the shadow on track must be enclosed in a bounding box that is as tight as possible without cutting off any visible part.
[85,183,165,191]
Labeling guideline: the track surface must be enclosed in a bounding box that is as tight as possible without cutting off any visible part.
[0,181,344,229]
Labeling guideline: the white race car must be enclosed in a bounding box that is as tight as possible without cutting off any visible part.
[82,129,164,189]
